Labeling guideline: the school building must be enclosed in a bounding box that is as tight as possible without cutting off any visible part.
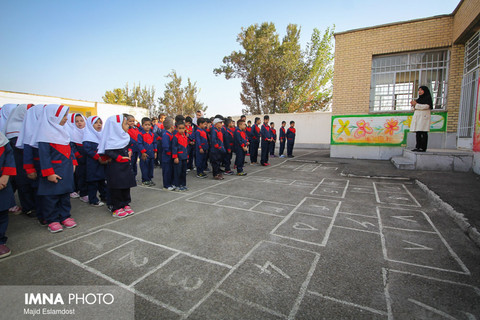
[331,0,480,174]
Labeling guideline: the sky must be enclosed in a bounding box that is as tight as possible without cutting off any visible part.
[0,0,459,116]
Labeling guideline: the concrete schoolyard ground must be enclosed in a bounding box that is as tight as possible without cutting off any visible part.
[1,149,480,319]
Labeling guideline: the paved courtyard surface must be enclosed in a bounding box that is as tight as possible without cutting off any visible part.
[1,149,480,319]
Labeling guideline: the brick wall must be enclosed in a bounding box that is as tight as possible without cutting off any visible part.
[453,0,480,43]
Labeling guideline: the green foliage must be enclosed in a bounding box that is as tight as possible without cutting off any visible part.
[214,23,334,114]
[157,70,208,116]
[102,83,156,115]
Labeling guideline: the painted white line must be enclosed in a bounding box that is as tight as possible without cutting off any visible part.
[338,211,378,219]
[377,207,390,264]
[216,289,287,319]
[180,240,266,320]
[103,229,233,269]
[320,201,342,246]
[270,198,309,235]
[309,178,325,196]
[382,268,394,320]
[213,196,230,205]
[383,226,436,234]
[271,234,326,247]
[294,211,334,219]
[47,229,106,250]
[129,252,181,287]
[402,184,422,207]
[263,240,320,255]
[373,182,381,204]
[83,239,136,264]
[408,299,457,320]
[333,225,381,235]
[186,198,284,218]
[341,180,350,199]
[388,268,480,290]
[47,248,185,316]
[288,254,321,320]
[248,200,263,211]
[293,163,307,171]
[307,290,388,317]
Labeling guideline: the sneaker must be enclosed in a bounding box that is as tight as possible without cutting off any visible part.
[61,218,77,229]
[186,169,191,172]
[124,206,134,216]
[70,192,80,199]
[183,186,189,191]
[196,173,207,179]
[266,163,271,166]
[142,181,151,186]
[91,201,105,207]
[107,205,114,212]
[214,174,224,180]
[224,170,234,175]
[79,196,89,203]
[48,222,63,233]
[167,186,176,191]
[0,244,11,259]
[112,208,128,218]
[8,206,22,215]
[38,220,48,227]
[287,155,294,158]
[24,209,37,218]
[279,155,285,158]
[237,172,247,176]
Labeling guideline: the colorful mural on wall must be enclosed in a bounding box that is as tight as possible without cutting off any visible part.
[331,112,447,146]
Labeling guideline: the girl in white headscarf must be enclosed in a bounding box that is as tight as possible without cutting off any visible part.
[34,104,78,233]
[5,104,37,216]
[83,116,109,207]
[98,114,136,218]
[0,131,17,258]
[67,113,88,201]
[0,104,18,134]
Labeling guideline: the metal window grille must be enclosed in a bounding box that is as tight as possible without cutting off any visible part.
[370,50,449,112]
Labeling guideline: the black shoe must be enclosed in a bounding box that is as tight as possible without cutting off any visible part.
[411,148,420,152]
[418,149,426,152]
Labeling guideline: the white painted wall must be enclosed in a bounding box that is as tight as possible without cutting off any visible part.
[96,102,148,122]
[233,111,332,148]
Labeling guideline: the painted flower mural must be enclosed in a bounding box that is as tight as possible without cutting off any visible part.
[354,120,373,138]
[384,118,400,135]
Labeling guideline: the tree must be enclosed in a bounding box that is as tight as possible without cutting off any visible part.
[157,70,207,116]
[102,83,156,116]
[214,23,334,114]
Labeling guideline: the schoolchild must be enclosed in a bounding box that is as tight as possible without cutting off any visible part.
[250,117,261,164]
[246,120,252,156]
[83,116,109,207]
[223,118,235,175]
[185,116,195,172]
[126,115,141,179]
[234,120,248,176]
[172,121,188,191]
[34,104,78,233]
[286,120,296,157]
[260,115,273,166]
[153,113,166,167]
[161,117,175,190]
[279,121,287,158]
[0,131,16,257]
[194,118,208,178]
[269,122,277,157]
[68,113,88,202]
[98,114,136,218]
[204,118,212,172]
[210,118,226,180]
[138,117,157,186]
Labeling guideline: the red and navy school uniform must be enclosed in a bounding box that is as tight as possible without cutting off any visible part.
[127,126,141,177]
[84,141,108,205]
[260,124,272,165]
[138,130,157,183]
[186,124,195,170]
[23,144,44,222]
[38,142,77,224]
[72,142,88,197]
[234,128,248,173]
[172,132,188,188]
[250,123,261,163]
[224,127,235,172]
[279,126,286,156]
[286,127,296,156]
[194,128,208,175]
[104,146,136,211]
[205,127,212,171]
[210,127,225,176]
[161,130,174,188]
[153,122,164,166]
[270,128,277,156]
[246,125,252,155]
[10,137,36,213]
[0,143,16,245]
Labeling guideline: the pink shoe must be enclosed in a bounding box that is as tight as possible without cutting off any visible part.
[124,206,134,216]
[79,196,89,203]
[8,205,22,215]
[112,208,128,218]
[61,218,77,229]
[70,192,80,199]
[48,222,63,233]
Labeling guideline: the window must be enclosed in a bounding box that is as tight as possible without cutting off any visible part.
[370,50,449,112]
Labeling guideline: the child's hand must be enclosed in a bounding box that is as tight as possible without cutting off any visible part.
[122,156,130,161]
[228,150,231,154]
[142,153,148,161]
[27,172,38,180]
[48,174,62,183]
[0,175,9,190]
[200,148,204,154]
[154,152,157,159]
[243,147,248,152]
[174,158,179,164]
[128,150,133,158]
[73,165,76,173]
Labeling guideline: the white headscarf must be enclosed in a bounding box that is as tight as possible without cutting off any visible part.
[0,104,18,133]
[67,113,86,144]
[98,114,130,154]
[32,104,70,147]
[83,116,103,144]
[5,104,31,140]
[16,104,45,149]
[0,131,9,148]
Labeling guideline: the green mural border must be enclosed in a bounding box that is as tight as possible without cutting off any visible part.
[330,111,448,146]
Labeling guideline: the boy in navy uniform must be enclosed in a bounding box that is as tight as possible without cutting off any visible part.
[126,115,141,179]
[234,120,248,176]
[172,121,188,191]
[279,121,287,158]
[286,121,296,158]
[269,122,277,157]
[153,113,165,167]
[245,120,252,156]
[195,118,208,178]
[250,117,261,164]
[0,132,16,257]
[138,117,157,186]
[161,117,175,190]
[185,117,195,172]
[260,115,273,166]
[210,118,226,180]
[223,118,235,175]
